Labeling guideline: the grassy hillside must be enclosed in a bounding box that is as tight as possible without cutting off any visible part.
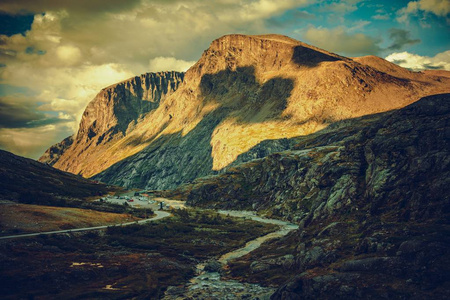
[0,149,121,206]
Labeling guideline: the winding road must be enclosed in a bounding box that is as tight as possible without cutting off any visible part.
[0,210,171,240]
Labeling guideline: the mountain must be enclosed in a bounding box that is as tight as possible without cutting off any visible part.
[0,150,115,205]
[39,135,74,166]
[41,34,450,189]
[164,93,450,299]
[39,71,184,173]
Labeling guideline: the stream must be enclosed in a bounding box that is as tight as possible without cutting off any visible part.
[163,210,299,299]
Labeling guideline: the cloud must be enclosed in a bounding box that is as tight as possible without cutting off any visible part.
[239,0,311,21]
[2,62,135,123]
[0,0,318,159]
[56,45,81,66]
[319,0,364,14]
[398,0,450,23]
[266,10,315,28]
[387,28,421,50]
[0,96,45,128]
[148,57,196,72]
[0,93,75,132]
[301,26,381,55]
[372,14,390,20]
[0,124,73,159]
[0,0,142,15]
[385,50,450,71]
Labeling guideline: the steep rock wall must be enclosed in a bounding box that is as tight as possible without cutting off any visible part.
[39,71,184,175]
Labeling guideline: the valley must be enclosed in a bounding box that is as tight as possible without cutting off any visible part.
[1,33,449,299]
[0,209,279,299]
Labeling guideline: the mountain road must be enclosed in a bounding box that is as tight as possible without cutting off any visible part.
[0,210,171,240]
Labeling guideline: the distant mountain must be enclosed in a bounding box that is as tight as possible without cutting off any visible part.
[39,135,74,166]
[1,150,114,205]
[165,93,450,299]
[41,34,450,190]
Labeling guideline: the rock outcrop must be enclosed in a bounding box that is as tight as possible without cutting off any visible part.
[164,93,450,299]
[43,34,450,189]
[39,135,73,166]
[177,93,449,220]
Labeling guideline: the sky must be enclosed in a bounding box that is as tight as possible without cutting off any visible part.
[0,0,449,159]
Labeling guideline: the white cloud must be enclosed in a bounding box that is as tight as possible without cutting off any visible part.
[372,14,390,20]
[301,26,381,55]
[0,125,72,159]
[385,50,450,71]
[56,45,82,66]
[419,0,450,15]
[148,57,196,72]
[319,0,364,14]
[398,0,450,23]
[239,0,310,21]
[349,20,371,32]
[3,63,134,119]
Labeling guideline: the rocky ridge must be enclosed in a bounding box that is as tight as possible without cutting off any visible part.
[39,71,184,175]
[43,34,450,190]
[163,93,450,299]
[39,135,74,166]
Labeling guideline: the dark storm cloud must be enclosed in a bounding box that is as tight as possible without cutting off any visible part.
[423,63,445,70]
[0,97,72,128]
[0,99,45,128]
[387,28,421,50]
[0,0,142,15]
[390,59,407,64]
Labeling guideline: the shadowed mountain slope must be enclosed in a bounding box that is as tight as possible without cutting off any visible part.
[1,150,115,204]
[42,34,450,189]
[163,93,450,299]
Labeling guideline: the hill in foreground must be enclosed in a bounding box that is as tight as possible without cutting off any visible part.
[0,149,117,206]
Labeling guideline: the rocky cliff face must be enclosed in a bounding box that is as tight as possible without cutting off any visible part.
[39,71,184,174]
[39,135,74,166]
[43,34,450,189]
[165,94,450,299]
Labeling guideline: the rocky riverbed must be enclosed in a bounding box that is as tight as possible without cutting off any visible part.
[163,210,298,299]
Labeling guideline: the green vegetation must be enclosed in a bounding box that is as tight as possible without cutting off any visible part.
[0,209,278,299]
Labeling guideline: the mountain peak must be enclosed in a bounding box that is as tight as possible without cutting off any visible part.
[212,34,301,46]
[186,34,344,83]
